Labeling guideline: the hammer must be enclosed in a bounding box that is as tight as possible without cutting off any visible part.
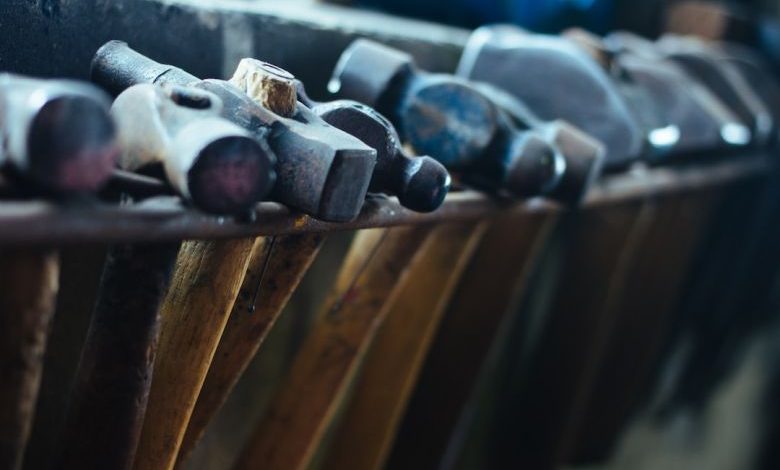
[110,84,275,214]
[91,40,376,222]
[229,58,451,213]
[565,28,752,162]
[456,25,644,171]
[0,74,119,194]
[330,39,601,204]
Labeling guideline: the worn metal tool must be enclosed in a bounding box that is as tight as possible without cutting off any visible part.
[111,84,273,215]
[565,29,751,161]
[0,74,118,193]
[231,58,450,213]
[456,25,643,171]
[330,39,584,202]
[466,82,604,204]
[656,34,775,147]
[91,40,376,222]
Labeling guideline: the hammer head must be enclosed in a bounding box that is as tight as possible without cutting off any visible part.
[225,60,379,222]
[457,24,644,171]
[111,84,275,215]
[0,74,119,193]
[472,81,604,204]
[657,35,773,146]
[328,39,415,110]
[311,100,450,212]
[567,30,751,160]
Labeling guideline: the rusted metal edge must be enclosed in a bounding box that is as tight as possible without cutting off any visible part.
[0,156,769,246]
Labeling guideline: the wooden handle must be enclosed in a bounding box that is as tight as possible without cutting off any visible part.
[175,233,326,466]
[386,211,558,469]
[132,238,256,470]
[570,191,720,462]
[489,200,654,469]
[320,221,487,470]
[56,243,180,470]
[0,248,59,470]
[232,225,431,470]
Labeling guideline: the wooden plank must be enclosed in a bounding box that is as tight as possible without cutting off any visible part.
[567,189,723,463]
[132,238,257,470]
[0,248,59,470]
[56,243,180,470]
[176,233,326,466]
[231,225,431,470]
[386,211,559,469]
[487,198,655,469]
[320,221,488,470]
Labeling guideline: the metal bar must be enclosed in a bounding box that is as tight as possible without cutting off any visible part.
[0,157,768,246]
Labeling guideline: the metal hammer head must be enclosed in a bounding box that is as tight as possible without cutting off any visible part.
[308,100,450,212]
[111,84,274,215]
[0,74,119,193]
[331,38,569,202]
[228,58,377,221]
[457,24,644,171]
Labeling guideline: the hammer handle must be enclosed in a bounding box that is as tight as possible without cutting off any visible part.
[0,249,59,470]
[91,40,199,96]
[57,243,179,470]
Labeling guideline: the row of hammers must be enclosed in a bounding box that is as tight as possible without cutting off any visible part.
[2,16,780,470]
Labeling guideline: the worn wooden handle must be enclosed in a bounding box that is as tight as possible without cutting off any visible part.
[175,233,326,466]
[0,248,59,470]
[132,237,256,470]
[320,221,487,470]
[232,225,431,470]
[56,243,180,470]
[386,211,558,469]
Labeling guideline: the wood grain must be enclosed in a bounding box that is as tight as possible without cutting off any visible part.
[57,243,180,470]
[176,233,326,466]
[132,238,256,470]
[231,225,431,470]
[320,221,487,470]
[386,211,558,469]
[0,248,59,470]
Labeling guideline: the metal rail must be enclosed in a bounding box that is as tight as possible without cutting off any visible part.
[0,156,769,245]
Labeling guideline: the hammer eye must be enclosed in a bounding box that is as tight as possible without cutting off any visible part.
[167,85,213,109]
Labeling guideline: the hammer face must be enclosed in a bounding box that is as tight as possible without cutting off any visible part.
[457,25,644,170]
[111,84,274,214]
[329,39,415,108]
[402,79,498,169]
[273,104,376,222]
[0,74,119,193]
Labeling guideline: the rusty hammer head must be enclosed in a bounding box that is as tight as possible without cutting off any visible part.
[0,74,119,193]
